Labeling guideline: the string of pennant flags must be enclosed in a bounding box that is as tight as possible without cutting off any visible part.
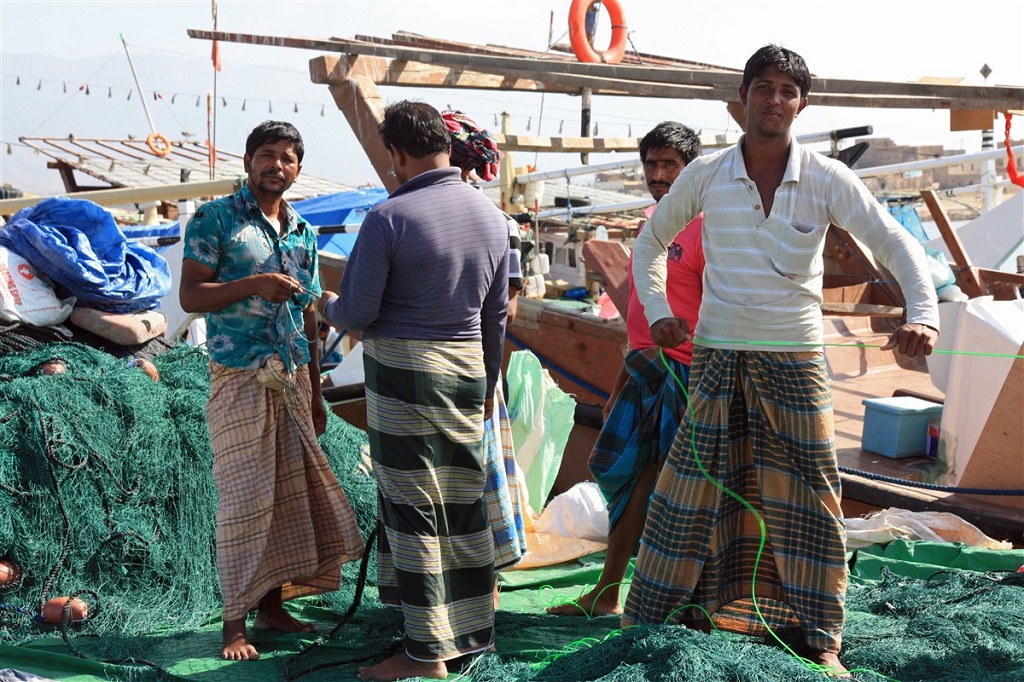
[4,72,329,117]
[5,71,640,140]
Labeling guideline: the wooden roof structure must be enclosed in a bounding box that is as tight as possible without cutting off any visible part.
[188,29,1024,208]
[18,135,351,201]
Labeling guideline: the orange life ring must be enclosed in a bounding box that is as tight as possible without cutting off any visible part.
[146,132,172,157]
[568,0,628,64]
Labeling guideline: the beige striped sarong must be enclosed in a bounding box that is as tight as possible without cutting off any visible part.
[207,360,364,620]
[623,348,847,654]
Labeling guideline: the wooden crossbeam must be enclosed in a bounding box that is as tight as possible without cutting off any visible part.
[192,29,1024,111]
[920,190,988,298]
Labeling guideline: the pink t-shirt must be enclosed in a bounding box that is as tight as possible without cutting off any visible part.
[626,207,704,365]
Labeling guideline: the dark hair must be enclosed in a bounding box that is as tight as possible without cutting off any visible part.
[245,121,304,162]
[639,122,702,164]
[378,100,451,158]
[742,44,812,98]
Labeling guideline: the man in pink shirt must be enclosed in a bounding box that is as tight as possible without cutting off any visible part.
[548,121,704,616]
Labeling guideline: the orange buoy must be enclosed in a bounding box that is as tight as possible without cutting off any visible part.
[568,0,628,64]
[146,132,172,157]
[131,357,160,381]
[42,596,89,624]
[0,559,21,588]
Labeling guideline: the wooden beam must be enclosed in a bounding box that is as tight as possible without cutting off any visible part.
[498,112,515,213]
[726,101,746,131]
[309,53,736,101]
[978,268,1024,300]
[494,134,641,153]
[307,53,1016,110]
[192,30,1024,111]
[312,54,645,154]
[326,73,394,192]
[310,54,563,94]
[920,190,989,298]
[0,177,246,214]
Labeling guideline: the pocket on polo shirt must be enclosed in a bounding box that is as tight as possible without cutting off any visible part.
[761,216,823,278]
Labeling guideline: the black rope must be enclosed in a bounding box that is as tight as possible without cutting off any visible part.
[53,589,173,680]
[839,465,1024,496]
[282,522,380,681]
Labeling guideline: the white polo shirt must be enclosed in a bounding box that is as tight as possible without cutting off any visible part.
[632,136,939,351]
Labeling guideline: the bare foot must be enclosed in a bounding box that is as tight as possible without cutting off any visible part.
[357,652,446,681]
[221,619,259,660]
[254,605,317,633]
[546,587,622,617]
[812,651,851,678]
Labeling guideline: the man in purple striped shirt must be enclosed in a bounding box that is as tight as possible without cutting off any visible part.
[322,100,509,681]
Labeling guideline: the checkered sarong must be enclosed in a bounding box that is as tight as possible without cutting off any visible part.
[364,337,495,662]
[589,348,690,531]
[483,380,527,570]
[207,362,365,620]
[622,347,847,654]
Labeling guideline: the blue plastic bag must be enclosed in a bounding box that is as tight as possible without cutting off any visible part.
[0,197,171,313]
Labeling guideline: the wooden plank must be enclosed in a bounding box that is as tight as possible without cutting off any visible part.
[979,269,1024,300]
[191,30,1024,111]
[494,134,641,153]
[311,56,724,153]
[310,53,741,102]
[581,239,631,318]
[310,53,977,108]
[920,190,988,298]
[310,54,565,94]
[0,177,247,214]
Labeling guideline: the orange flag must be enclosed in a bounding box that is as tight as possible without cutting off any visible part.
[211,0,221,71]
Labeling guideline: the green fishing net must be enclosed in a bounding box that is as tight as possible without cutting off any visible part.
[2,341,1023,682]
[0,342,378,644]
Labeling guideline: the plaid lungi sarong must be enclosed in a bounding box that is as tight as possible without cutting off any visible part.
[364,337,495,662]
[589,347,690,531]
[207,361,365,621]
[483,379,527,570]
[622,347,847,654]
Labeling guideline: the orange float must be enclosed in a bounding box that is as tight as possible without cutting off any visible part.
[42,596,89,624]
[568,0,628,64]
[0,559,21,588]
[146,132,172,157]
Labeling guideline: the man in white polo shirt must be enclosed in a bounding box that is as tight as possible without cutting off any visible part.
[623,44,939,678]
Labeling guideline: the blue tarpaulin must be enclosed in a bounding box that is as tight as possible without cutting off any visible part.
[292,187,387,258]
[0,197,171,313]
[886,201,929,242]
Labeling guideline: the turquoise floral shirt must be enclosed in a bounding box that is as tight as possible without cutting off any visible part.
[183,186,321,370]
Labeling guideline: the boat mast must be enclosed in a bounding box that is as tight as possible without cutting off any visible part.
[119,34,158,136]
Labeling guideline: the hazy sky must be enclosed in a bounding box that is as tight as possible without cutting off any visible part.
[2,0,1022,193]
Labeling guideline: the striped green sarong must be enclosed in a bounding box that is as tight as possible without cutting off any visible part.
[622,347,847,654]
[364,337,495,662]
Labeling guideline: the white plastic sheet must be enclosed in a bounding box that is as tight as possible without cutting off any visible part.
[846,507,1013,550]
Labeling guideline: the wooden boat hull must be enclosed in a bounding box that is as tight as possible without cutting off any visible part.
[318,249,1023,545]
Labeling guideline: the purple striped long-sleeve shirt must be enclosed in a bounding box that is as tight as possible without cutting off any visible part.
[324,167,509,394]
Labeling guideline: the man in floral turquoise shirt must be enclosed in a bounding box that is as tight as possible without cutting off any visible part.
[181,121,364,662]
[183,183,319,370]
